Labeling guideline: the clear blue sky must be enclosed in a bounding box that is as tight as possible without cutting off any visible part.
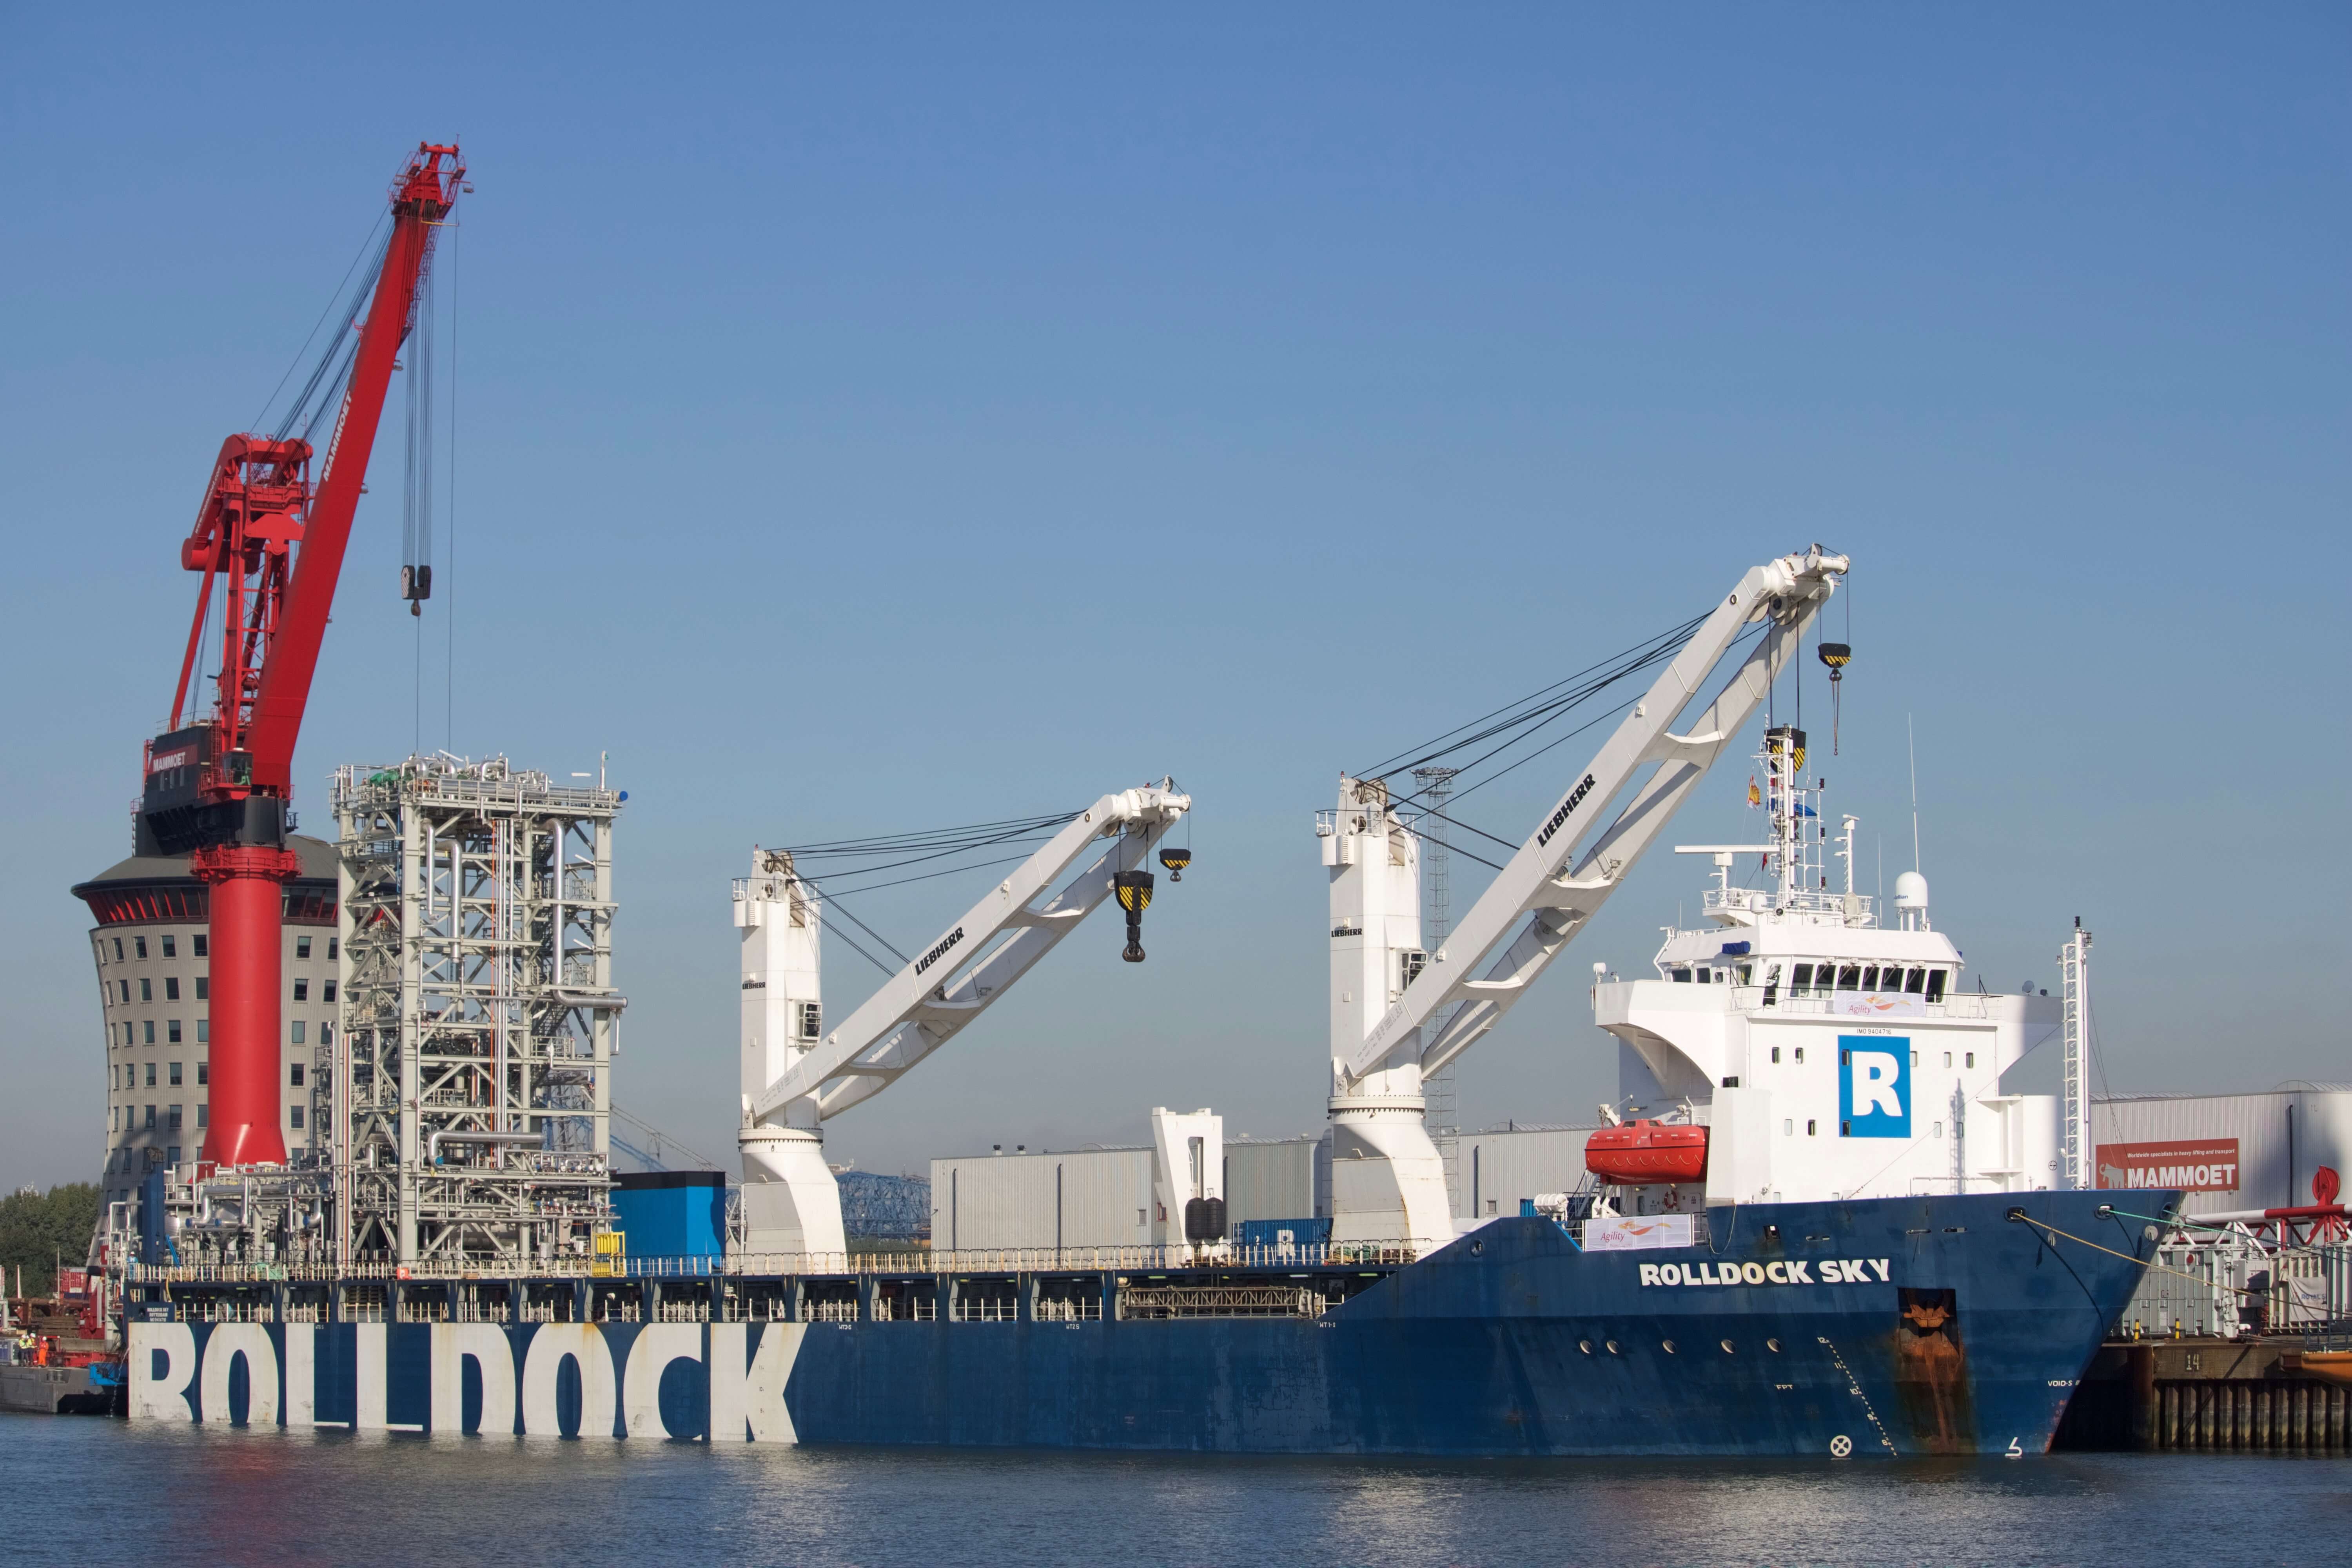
[4,6,2344,1189]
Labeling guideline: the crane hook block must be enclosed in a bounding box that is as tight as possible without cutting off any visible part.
[1114,869,1154,962]
[1157,847,1192,881]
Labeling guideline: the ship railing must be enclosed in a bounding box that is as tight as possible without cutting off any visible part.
[1742,991,1991,1021]
[119,1239,1439,1287]
[1702,887,1875,922]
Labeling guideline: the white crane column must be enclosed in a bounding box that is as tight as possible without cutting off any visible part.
[734,850,845,1258]
[1320,776,1452,1245]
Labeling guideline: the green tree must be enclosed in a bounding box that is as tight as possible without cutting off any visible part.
[0,1183,102,1300]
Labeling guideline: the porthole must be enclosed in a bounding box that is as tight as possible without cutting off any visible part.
[1605,1339,1621,1355]
[1662,1339,1677,1354]
[1721,1339,1736,1354]
[1766,1338,1782,1353]
[1579,1339,1593,1354]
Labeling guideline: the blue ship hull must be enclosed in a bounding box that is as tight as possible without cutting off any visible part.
[124,1191,2157,1457]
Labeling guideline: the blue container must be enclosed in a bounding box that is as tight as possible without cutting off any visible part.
[610,1170,728,1259]
[1235,1217,1330,1250]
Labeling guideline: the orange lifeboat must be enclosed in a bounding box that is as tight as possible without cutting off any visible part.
[1585,1120,1708,1185]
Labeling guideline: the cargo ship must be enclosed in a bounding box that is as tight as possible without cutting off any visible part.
[113,545,2172,1454]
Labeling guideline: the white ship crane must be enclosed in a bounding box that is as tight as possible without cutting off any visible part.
[1320,545,1849,1245]
[734,782,1191,1256]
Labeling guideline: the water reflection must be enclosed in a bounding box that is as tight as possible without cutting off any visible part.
[7,1418,2345,1568]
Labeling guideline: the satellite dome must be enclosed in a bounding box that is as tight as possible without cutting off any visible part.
[1894,871,1929,910]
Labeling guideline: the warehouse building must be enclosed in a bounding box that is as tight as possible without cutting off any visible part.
[2092,1084,2350,1218]
[933,1130,1316,1253]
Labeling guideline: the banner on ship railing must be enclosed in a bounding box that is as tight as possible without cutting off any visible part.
[2095,1139,2239,1194]
[1585,1214,1694,1251]
[1831,993,1924,1018]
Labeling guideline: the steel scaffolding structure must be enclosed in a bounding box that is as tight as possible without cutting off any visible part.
[328,755,624,1266]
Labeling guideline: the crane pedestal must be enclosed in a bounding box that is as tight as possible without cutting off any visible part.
[1327,1068,1456,1248]
[739,1124,847,1261]
[191,844,299,1167]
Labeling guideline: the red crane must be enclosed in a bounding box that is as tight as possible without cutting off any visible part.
[143,143,464,1168]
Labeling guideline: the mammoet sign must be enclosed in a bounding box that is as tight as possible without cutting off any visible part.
[2095,1139,2239,1194]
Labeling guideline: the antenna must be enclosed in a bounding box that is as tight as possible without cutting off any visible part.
[1906,714,1921,873]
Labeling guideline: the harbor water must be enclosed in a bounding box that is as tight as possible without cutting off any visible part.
[5,1415,2344,1566]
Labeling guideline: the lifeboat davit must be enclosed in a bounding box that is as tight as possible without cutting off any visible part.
[1585,1120,1708,1185]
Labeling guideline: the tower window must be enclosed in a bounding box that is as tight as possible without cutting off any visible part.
[290,1064,305,1087]
[327,937,338,960]
[113,938,124,962]
[139,978,152,1003]
[297,936,313,960]
[197,1020,209,1045]
[196,977,208,1000]
[193,935,207,958]
[290,1021,306,1045]
[323,981,336,1003]
[161,935,176,958]
[135,936,148,960]
[143,1021,154,1045]
[145,1063,156,1087]
[197,1062,208,1085]
[165,977,180,1001]
[292,980,309,1002]
[167,1021,181,1045]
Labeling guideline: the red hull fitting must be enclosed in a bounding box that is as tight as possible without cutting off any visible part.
[1585,1120,1708,1186]
[192,846,299,1165]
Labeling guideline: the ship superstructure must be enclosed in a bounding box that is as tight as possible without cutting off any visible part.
[1595,724,2062,1209]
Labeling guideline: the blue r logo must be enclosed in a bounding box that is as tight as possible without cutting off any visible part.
[1838,1035,1910,1138]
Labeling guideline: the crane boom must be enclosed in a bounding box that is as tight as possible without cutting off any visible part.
[734,782,1190,1258]
[1339,545,1849,1089]
[749,785,1190,1123]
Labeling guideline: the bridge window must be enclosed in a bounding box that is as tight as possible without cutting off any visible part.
[1836,965,1860,990]
[1904,968,1927,994]
[1926,969,1947,1002]
[1670,967,1691,982]
[1789,963,1815,996]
